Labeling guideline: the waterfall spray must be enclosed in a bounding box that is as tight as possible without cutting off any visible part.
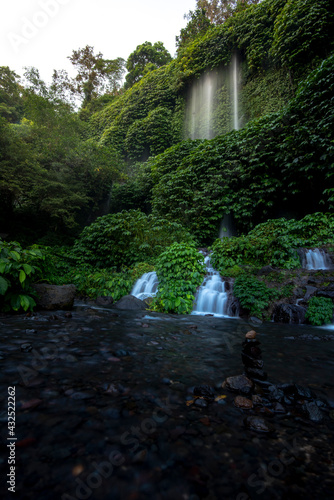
[233,53,239,130]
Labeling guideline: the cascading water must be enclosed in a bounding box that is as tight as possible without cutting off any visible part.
[232,53,239,131]
[131,271,159,300]
[184,54,240,140]
[131,254,238,318]
[192,255,235,317]
[304,249,332,270]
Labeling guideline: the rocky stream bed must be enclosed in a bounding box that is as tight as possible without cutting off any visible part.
[0,303,334,500]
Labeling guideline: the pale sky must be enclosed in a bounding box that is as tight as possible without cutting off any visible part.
[1,0,196,83]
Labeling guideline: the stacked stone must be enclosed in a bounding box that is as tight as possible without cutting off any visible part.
[241,330,268,385]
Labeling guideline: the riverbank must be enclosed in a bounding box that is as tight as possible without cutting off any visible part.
[0,305,334,499]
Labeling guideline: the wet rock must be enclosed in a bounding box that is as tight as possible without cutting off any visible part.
[257,265,274,276]
[194,398,208,408]
[234,396,253,409]
[114,295,147,310]
[33,284,76,310]
[242,342,262,357]
[249,317,262,326]
[20,343,33,352]
[272,303,306,324]
[244,416,273,432]
[224,375,254,395]
[266,385,284,402]
[95,296,114,306]
[114,349,131,357]
[194,385,215,401]
[317,290,334,300]
[304,286,318,300]
[17,399,43,410]
[245,367,268,381]
[283,384,313,401]
[302,402,323,422]
[245,330,256,339]
[241,353,264,369]
[252,395,263,406]
[272,402,286,413]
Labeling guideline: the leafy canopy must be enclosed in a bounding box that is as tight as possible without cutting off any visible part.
[125,41,172,89]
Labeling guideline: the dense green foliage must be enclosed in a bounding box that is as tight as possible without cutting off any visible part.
[305,296,334,326]
[91,0,334,164]
[89,62,182,161]
[151,243,206,314]
[211,213,334,271]
[71,210,194,269]
[149,55,334,243]
[1,0,334,317]
[0,239,44,312]
[0,78,124,241]
[124,41,172,89]
[233,275,279,318]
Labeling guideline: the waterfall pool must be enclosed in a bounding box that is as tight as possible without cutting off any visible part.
[0,306,333,499]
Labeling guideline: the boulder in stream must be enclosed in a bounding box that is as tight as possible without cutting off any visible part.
[271,303,306,324]
[114,294,147,310]
[33,284,76,310]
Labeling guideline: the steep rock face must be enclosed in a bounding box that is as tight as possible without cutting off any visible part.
[33,284,76,310]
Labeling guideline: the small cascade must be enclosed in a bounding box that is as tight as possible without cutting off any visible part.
[192,255,236,317]
[131,271,159,300]
[304,249,332,270]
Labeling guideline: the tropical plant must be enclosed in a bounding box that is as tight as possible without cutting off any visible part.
[151,242,206,314]
[305,296,334,326]
[0,239,44,312]
[71,210,195,269]
[232,274,279,318]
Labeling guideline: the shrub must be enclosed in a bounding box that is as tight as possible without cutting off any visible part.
[0,239,44,312]
[71,209,194,269]
[233,275,279,318]
[70,267,133,301]
[305,296,334,326]
[211,213,334,271]
[151,242,205,314]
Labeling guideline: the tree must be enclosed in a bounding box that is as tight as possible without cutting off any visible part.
[68,45,125,105]
[175,9,212,53]
[124,41,172,89]
[196,0,261,24]
[0,67,23,123]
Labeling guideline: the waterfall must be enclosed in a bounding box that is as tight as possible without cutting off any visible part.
[305,249,332,270]
[131,271,159,300]
[184,55,240,140]
[233,53,239,130]
[192,255,235,317]
[131,254,238,318]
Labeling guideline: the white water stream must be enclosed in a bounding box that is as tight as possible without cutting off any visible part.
[131,254,236,318]
[191,255,232,317]
[131,271,159,300]
[305,249,332,270]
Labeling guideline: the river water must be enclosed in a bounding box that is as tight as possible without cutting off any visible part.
[0,305,333,499]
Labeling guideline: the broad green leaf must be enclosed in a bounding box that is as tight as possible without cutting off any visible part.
[23,264,33,275]
[0,276,9,295]
[0,262,6,273]
[19,270,26,284]
[9,251,20,261]
[10,294,21,311]
[20,295,30,311]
